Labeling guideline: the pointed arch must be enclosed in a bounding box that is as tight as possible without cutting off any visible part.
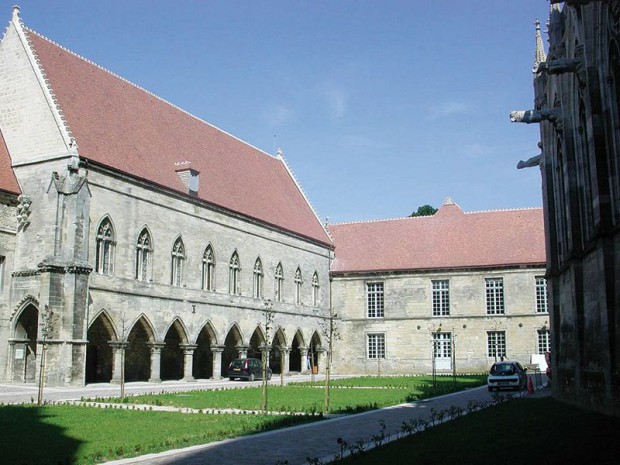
[170,235,185,286]
[248,326,266,359]
[274,261,284,302]
[161,318,187,380]
[253,256,264,299]
[11,302,39,382]
[222,323,245,377]
[202,243,216,291]
[125,315,156,382]
[135,226,153,282]
[312,271,320,306]
[86,310,117,383]
[95,215,115,275]
[308,331,323,373]
[229,250,241,295]
[294,266,303,305]
[289,329,305,372]
[270,327,288,374]
[194,320,218,379]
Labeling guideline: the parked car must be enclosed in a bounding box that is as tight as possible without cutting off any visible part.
[487,361,528,392]
[228,358,272,381]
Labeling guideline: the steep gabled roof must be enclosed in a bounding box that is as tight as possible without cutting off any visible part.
[328,200,546,274]
[21,27,331,246]
[0,130,20,196]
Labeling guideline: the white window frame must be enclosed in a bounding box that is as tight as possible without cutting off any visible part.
[537,329,551,354]
[366,282,384,318]
[432,279,450,316]
[487,331,506,359]
[367,333,386,359]
[485,278,505,315]
[535,277,548,313]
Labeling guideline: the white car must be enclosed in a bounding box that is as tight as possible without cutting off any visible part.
[487,361,528,392]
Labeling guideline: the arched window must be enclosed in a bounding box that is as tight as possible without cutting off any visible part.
[171,237,185,286]
[274,262,284,302]
[135,228,152,282]
[253,257,263,299]
[312,272,320,306]
[229,251,241,295]
[95,217,114,275]
[294,267,303,305]
[202,245,215,291]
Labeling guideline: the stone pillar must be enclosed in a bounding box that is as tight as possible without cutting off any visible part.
[300,347,309,374]
[109,341,128,385]
[236,345,249,359]
[211,346,224,380]
[147,342,165,383]
[180,344,197,382]
[281,347,291,376]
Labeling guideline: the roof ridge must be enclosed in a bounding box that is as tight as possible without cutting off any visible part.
[276,149,333,243]
[465,206,543,214]
[24,27,277,161]
[11,10,76,151]
[329,215,424,226]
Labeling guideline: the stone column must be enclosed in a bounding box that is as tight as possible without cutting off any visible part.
[236,345,249,359]
[180,344,197,382]
[300,347,309,374]
[147,342,165,383]
[211,346,224,380]
[109,341,128,385]
[281,347,291,376]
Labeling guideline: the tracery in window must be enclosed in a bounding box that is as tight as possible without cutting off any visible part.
[311,272,320,306]
[253,257,263,299]
[229,251,241,295]
[274,262,284,302]
[171,237,185,286]
[294,267,303,304]
[202,244,215,291]
[135,228,152,282]
[95,216,115,275]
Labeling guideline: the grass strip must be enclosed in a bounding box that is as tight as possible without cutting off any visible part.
[338,397,620,465]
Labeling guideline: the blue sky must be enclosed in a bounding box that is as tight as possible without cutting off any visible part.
[3,1,551,223]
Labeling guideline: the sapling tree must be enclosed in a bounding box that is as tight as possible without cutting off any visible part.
[319,306,341,412]
[261,299,275,413]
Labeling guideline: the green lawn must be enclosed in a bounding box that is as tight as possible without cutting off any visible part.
[0,375,486,464]
[105,375,486,413]
[338,397,620,465]
[0,404,315,465]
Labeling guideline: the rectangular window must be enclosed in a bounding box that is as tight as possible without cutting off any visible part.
[485,278,505,315]
[367,333,385,359]
[366,282,384,318]
[487,331,506,358]
[536,277,548,313]
[432,280,450,316]
[538,329,551,354]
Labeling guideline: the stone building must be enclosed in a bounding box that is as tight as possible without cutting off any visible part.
[0,7,548,387]
[512,2,620,416]
[329,199,549,375]
[0,7,333,386]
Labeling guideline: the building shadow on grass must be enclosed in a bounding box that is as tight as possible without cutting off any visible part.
[0,405,83,465]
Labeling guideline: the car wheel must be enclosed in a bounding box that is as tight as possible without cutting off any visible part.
[488,386,494,392]
[229,377,234,381]
[267,371,272,381]
[249,373,255,382]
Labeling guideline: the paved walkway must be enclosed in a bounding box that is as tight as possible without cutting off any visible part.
[0,377,550,465]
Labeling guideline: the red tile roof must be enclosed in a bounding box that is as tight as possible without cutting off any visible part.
[0,130,20,196]
[328,202,546,274]
[24,30,331,246]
